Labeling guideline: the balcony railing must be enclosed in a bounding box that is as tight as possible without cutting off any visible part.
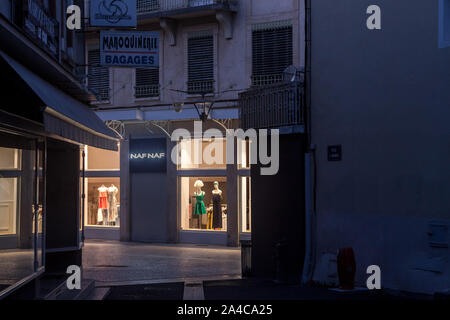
[239,81,305,130]
[251,74,284,87]
[90,88,110,102]
[137,0,233,14]
[187,80,214,95]
[135,84,160,98]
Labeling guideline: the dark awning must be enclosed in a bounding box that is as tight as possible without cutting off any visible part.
[0,50,118,151]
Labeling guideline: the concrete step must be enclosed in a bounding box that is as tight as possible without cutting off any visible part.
[82,287,111,300]
[44,279,96,300]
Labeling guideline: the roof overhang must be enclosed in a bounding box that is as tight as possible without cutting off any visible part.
[0,50,119,150]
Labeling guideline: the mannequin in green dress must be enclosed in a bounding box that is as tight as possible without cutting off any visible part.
[194,180,206,228]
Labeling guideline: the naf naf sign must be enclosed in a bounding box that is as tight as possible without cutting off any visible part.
[90,0,137,27]
[100,31,159,67]
[130,139,167,173]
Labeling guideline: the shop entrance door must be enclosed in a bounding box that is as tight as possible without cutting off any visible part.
[130,172,167,242]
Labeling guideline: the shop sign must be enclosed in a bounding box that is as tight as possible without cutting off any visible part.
[100,31,159,67]
[23,0,58,54]
[90,0,137,27]
[130,138,167,173]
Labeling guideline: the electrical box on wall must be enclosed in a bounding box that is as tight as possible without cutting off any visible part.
[328,145,342,161]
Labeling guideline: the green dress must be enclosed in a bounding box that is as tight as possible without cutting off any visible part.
[194,191,206,215]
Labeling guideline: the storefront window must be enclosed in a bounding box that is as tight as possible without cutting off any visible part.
[86,145,120,171]
[180,177,227,231]
[239,176,251,233]
[0,135,43,297]
[177,138,227,170]
[238,139,252,170]
[0,177,18,235]
[82,144,121,229]
[85,177,120,227]
[0,147,21,170]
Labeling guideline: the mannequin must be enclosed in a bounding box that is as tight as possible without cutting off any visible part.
[108,184,119,225]
[193,180,206,228]
[212,181,223,230]
[98,185,108,225]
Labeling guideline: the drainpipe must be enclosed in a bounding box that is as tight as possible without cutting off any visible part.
[302,151,313,283]
[81,148,86,243]
[301,0,315,284]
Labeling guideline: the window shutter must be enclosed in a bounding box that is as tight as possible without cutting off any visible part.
[187,31,214,94]
[252,20,293,86]
[135,67,160,98]
[88,49,110,101]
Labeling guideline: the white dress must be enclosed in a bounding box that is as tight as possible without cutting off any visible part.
[107,185,119,222]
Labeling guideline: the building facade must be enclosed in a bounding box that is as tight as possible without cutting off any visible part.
[83,0,306,250]
[309,0,450,294]
[0,0,118,299]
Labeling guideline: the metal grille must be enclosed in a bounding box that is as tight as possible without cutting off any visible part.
[239,81,304,130]
[88,50,110,101]
[137,0,160,12]
[252,23,293,86]
[187,33,214,94]
[137,0,226,13]
[135,67,160,98]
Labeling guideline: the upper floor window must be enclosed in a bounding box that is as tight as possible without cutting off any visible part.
[439,0,450,48]
[187,31,214,95]
[252,20,293,86]
[88,49,110,101]
[135,67,160,99]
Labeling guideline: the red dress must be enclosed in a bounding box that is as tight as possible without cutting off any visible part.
[98,190,108,209]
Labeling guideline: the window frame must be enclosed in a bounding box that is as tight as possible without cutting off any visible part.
[439,0,450,48]
[86,45,111,103]
[251,20,293,86]
[183,25,218,97]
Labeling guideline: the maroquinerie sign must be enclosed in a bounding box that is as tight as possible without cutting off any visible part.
[100,31,159,67]
[129,139,167,173]
[90,0,137,27]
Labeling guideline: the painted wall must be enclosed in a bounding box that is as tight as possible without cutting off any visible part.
[310,0,450,293]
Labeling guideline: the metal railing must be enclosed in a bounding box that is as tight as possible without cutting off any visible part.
[92,88,110,101]
[187,80,214,95]
[251,74,284,87]
[137,0,232,14]
[135,84,160,98]
[239,81,305,130]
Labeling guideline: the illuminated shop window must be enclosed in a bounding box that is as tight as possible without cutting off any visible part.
[83,144,121,228]
[239,176,251,233]
[0,147,21,170]
[86,145,120,171]
[177,138,227,170]
[0,147,20,236]
[180,177,227,231]
[0,177,18,235]
[237,139,252,170]
[85,177,120,227]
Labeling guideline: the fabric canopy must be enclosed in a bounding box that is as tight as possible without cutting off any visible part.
[0,50,118,150]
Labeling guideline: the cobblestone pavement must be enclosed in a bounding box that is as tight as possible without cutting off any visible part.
[82,240,241,285]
